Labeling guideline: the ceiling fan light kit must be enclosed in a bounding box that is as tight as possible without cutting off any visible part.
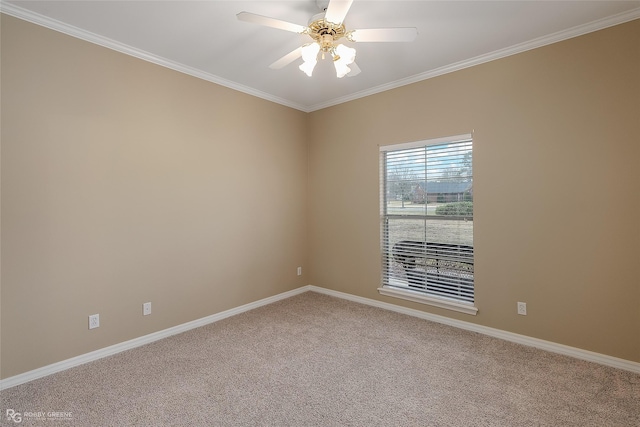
[299,16,357,78]
[237,0,417,78]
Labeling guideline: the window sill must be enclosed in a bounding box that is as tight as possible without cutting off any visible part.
[378,285,478,315]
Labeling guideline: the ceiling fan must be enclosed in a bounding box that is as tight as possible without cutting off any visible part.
[237,0,418,78]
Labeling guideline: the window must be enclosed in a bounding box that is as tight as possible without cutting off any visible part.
[378,134,477,315]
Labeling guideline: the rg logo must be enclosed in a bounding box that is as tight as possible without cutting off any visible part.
[6,409,22,423]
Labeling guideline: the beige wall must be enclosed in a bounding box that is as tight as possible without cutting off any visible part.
[1,15,639,380]
[308,19,640,362]
[1,15,308,378]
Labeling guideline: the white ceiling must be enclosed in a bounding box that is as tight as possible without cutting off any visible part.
[3,1,640,112]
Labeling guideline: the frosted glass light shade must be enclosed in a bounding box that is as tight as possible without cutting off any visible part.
[333,44,356,78]
[301,43,320,61]
[299,60,318,77]
[299,43,320,76]
[335,44,356,64]
[334,61,351,78]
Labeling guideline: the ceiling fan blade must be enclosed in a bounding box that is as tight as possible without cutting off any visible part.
[269,47,303,69]
[350,27,418,42]
[324,0,353,25]
[346,61,361,77]
[237,12,307,33]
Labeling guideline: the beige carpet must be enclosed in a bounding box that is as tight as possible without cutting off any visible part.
[1,291,638,426]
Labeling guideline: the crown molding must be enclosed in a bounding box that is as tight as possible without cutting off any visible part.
[307,7,640,112]
[0,1,310,112]
[1,1,638,113]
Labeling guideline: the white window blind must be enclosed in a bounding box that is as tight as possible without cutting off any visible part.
[380,135,474,309]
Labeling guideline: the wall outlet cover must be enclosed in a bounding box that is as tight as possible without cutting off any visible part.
[517,302,527,315]
[89,314,100,329]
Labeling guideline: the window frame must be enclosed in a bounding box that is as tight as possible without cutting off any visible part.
[378,134,478,315]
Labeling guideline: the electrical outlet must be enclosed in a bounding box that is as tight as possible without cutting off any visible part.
[297,267,302,276]
[143,302,152,316]
[89,314,100,329]
[517,302,527,316]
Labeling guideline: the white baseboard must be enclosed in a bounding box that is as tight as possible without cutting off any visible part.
[308,285,640,374]
[2,284,637,390]
[0,286,311,390]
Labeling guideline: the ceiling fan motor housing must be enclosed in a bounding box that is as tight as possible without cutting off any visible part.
[307,17,347,52]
